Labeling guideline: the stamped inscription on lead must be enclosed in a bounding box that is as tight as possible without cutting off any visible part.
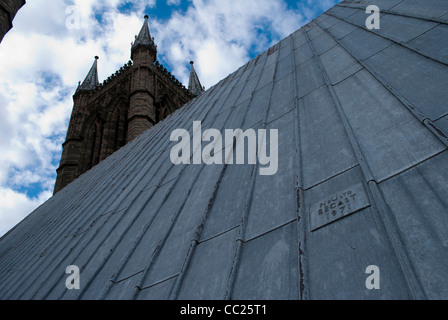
[310,182,370,231]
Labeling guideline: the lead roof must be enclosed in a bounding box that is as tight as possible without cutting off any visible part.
[1,0,448,300]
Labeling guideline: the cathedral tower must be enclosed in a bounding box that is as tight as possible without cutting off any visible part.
[127,15,158,142]
[54,15,202,194]
[0,0,26,43]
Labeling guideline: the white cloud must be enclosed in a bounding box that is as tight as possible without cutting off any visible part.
[151,0,322,88]
[0,0,339,237]
[0,188,52,237]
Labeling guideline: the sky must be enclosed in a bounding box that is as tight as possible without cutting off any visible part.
[0,0,340,237]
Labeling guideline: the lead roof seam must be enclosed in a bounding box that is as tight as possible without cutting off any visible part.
[329,67,364,86]
[290,32,309,300]
[373,148,447,185]
[310,20,427,300]
[50,82,221,299]
[54,119,164,215]
[398,166,447,236]
[337,2,448,25]
[139,273,179,291]
[224,35,282,301]
[110,269,145,284]
[303,164,360,191]
[94,74,230,298]
[48,200,147,299]
[338,36,394,62]
[432,113,448,123]
[223,237,243,300]
[135,117,237,296]
[326,10,448,67]
[168,47,268,301]
[412,156,448,214]
[197,225,240,245]
[423,119,448,145]
[0,247,11,261]
[96,141,211,293]
[131,96,221,175]
[367,180,427,299]
[305,24,375,183]
[386,0,407,11]
[296,185,308,300]
[141,105,263,188]
[130,58,256,299]
[320,4,358,22]
[242,218,297,244]
[186,119,265,168]
[265,102,295,125]
[405,23,439,44]
[316,19,448,147]
[101,156,194,292]
[45,127,191,298]
[294,51,314,68]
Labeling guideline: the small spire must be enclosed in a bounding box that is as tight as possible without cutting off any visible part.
[188,61,205,96]
[132,15,156,52]
[78,56,99,91]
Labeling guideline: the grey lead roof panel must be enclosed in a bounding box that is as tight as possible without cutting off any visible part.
[1,0,448,300]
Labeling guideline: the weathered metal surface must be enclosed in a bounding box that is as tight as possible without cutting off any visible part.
[1,0,448,300]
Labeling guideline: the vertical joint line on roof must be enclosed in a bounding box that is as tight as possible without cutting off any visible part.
[366,180,427,299]
[161,49,264,300]
[423,119,448,147]
[315,19,448,148]
[224,238,243,300]
[224,46,281,300]
[109,70,231,300]
[304,24,375,183]
[168,240,198,300]
[307,21,427,299]
[168,163,229,300]
[0,58,243,300]
[290,33,310,300]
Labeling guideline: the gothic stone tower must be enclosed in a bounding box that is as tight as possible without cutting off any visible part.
[54,16,202,194]
[0,0,25,43]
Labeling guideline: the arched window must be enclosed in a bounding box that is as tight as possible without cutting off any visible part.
[80,112,104,174]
